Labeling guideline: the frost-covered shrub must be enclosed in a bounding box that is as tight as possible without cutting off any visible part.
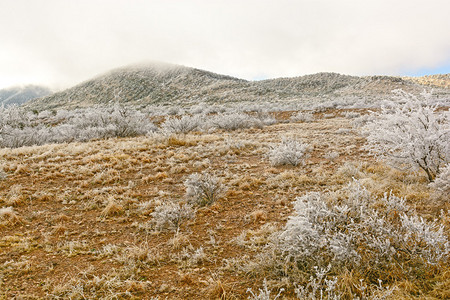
[0,106,53,147]
[184,172,225,206]
[151,202,195,231]
[65,105,156,141]
[247,279,284,300]
[290,111,314,123]
[324,151,339,161]
[208,112,263,131]
[430,163,450,194]
[0,167,6,180]
[267,138,310,166]
[0,104,156,148]
[294,265,340,300]
[267,180,449,282]
[0,125,46,148]
[161,114,203,134]
[343,111,361,119]
[363,93,450,182]
[0,105,33,129]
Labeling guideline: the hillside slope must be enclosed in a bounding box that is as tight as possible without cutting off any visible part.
[25,62,450,110]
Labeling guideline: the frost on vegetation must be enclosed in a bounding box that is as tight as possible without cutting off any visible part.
[267,138,310,167]
[430,163,450,194]
[294,265,340,300]
[64,104,156,141]
[247,279,284,300]
[295,267,395,300]
[0,207,19,223]
[151,201,195,231]
[267,180,449,283]
[0,104,156,148]
[336,162,364,179]
[208,112,263,131]
[184,171,225,206]
[290,111,315,123]
[324,151,339,161]
[161,114,203,134]
[0,167,6,180]
[362,91,450,182]
[343,111,361,119]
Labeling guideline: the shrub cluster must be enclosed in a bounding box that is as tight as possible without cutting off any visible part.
[151,202,195,231]
[0,105,156,148]
[184,171,225,207]
[262,180,449,288]
[267,138,310,166]
[363,94,449,182]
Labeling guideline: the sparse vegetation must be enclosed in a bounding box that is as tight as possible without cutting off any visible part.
[267,137,310,166]
[151,201,195,231]
[184,171,225,206]
[0,96,449,298]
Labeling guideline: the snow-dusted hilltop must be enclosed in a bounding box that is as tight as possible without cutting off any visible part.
[25,62,450,110]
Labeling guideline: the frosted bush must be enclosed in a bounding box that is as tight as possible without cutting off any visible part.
[363,93,450,182]
[430,163,450,194]
[247,279,284,300]
[267,138,310,166]
[184,171,225,206]
[267,180,449,282]
[208,112,263,131]
[324,151,339,161]
[151,202,195,231]
[343,111,360,119]
[294,265,340,300]
[65,104,156,141]
[0,104,156,148]
[290,111,314,123]
[161,114,203,134]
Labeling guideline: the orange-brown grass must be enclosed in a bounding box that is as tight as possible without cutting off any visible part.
[0,109,448,299]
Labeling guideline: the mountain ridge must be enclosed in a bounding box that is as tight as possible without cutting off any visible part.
[0,85,52,107]
[25,62,450,110]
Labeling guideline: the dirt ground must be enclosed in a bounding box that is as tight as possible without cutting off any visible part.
[0,109,448,299]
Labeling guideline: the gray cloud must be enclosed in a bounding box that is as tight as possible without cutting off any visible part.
[0,0,449,89]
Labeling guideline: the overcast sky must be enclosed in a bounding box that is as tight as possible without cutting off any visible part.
[0,0,449,90]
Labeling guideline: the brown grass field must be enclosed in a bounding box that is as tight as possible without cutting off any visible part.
[0,109,448,299]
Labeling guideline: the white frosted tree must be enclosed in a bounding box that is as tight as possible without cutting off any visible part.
[363,93,449,182]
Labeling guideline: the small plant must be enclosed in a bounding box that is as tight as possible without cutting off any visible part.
[0,207,23,225]
[294,265,340,300]
[324,151,339,161]
[161,114,203,134]
[0,167,6,180]
[208,112,263,131]
[151,201,195,231]
[247,279,284,300]
[184,171,225,206]
[267,138,310,166]
[290,111,314,123]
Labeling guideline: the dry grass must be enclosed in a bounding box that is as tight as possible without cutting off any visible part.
[0,109,448,299]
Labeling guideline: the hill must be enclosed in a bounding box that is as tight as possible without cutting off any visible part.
[25,62,450,110]
[402,74,450,88]
[0,85,52,107]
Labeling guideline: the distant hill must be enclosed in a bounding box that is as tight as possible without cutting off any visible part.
[0,85,52,107]
[25,62,450,110]
[402,74,450,89]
